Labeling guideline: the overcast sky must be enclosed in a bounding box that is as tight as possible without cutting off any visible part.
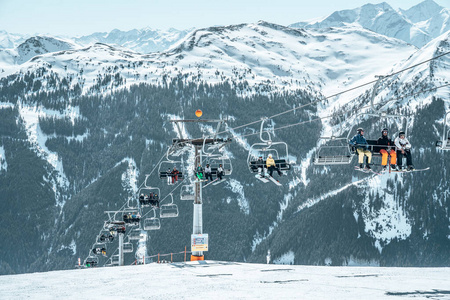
[0,0,447,36]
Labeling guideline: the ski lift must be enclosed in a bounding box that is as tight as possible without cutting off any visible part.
[180,185,195,200]
[128,228,143,240]
[436,111,450,150]
[122,210,141,226]
[97,230,114,243]
[85,255,98,267]
[204,154,233,176]
[160,193,179,218]
[138,184,160,208]
[106,220,126,234]
[111,255,120,266]
[314,135,354,165]
[143,209,161,230]
[158,151,184,185]
[247,118,291,174]
[123,240,133,253]
[92,243,107,256]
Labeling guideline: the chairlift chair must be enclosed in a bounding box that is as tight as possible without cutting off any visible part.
[436,111,450,150]
[111,255,120,266]
[92,243,107,256]
[98,230,114,243]
[180,185,195,200]
[84,255,99,267]
[204,154,233,176]
[247,118,291,174]
[123,240,133,253]
[158,154,184,185]
[143,209,161,230]
[159,193,179,218]
[128,228,143,240]
[138,184,160,208]
[121,209,141,226]
[314,135,354,165]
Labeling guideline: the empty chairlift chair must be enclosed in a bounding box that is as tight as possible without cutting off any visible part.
[314,136,354,165]
[143,209,161,230]
[159,193,179,218]
[128,228,142,240]
[111,255,120,266]
[180,185,195,200]
[123,240,133,253]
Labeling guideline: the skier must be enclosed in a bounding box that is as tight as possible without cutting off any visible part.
[217,164,224,180]
[196,163,204,180]
[394,131,414,171]
[171,166,179,184]
[256,155,265,175]
[377,128,398,171]
[204,164,213,181]
[349,127,372,170]
[266,154,282,177]
[166,168,172,185]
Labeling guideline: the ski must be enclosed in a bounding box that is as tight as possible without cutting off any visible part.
[390,167,430,173]
[212,179,226,185]
[267,175,282,186]
[202,179,217,188]
[255,174,269,183]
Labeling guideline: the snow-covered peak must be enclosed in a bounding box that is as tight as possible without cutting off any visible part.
[290,0,449,48]
[400,0,445,23]
[16,36,78,64]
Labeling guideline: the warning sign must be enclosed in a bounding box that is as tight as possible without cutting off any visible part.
[191,234,209,252]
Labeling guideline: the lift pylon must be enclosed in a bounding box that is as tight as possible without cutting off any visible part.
[169,117,231,261]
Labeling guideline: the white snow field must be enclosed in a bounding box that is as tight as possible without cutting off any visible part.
[0,261,449,300]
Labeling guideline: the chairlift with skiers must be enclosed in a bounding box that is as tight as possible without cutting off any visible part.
[247,118,291,185]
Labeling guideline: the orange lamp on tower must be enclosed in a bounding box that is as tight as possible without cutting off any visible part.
[195,109,203,118]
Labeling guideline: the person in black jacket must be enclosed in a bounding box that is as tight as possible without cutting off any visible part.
[377,128,398,171]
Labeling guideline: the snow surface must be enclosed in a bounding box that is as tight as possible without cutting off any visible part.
[0,261,449,300]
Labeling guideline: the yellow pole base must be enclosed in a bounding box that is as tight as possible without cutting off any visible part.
[190,255,205,261]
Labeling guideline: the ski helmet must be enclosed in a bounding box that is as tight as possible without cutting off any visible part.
[382,128,388,134]
[357,128,363,133]
[399,131,405,137]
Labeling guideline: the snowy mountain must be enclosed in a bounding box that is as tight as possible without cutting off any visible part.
[0,20,449,276]
[6,22,417,97]
[0,36,78,67]
[74,27,193,54]
[290,0,450,48]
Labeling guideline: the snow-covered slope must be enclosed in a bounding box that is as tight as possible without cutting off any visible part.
[0,261,449,300]
[290,0,449,48]
[5,22,417,98]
